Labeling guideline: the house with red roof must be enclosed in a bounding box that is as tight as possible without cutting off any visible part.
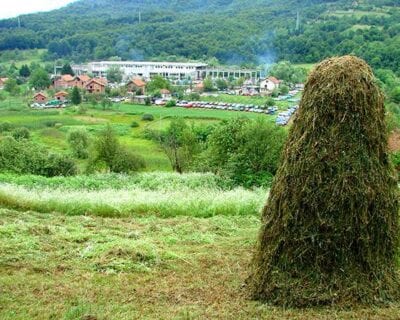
[54,91,68,101]
[85,78,106,94]
[260,76,282,95]
[160,88,172,100]
[33,92,48,103]
[127,78,146,94]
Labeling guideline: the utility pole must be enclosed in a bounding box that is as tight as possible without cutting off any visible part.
[17,16,21,28]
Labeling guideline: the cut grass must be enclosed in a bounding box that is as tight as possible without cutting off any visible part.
[0,208,399,319]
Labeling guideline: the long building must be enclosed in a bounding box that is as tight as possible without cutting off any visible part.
[73,61,207,81]
[72,61,261,82]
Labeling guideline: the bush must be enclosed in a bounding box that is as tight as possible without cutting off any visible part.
[0,136,77,177]
[67,128,90,159]
[142,114,154,121]
[130,121,140,128]
[165,100,176,108]
[195,118,286,187]
[44,120,58,127]
[110,148,145,173]
[11,127,30,140]
[0,122,13,133]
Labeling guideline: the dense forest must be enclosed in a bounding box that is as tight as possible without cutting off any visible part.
[0,0,399,73]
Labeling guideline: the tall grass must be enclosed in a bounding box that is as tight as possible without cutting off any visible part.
[0,184,266,218]
[0,173,267,218]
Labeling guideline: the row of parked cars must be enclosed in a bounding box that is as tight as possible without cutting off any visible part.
[175,100,279,115]
[30,101,68,109]
[275,105,299,126]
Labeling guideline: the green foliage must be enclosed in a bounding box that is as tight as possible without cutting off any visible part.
[0,136,76,177]
[106,66,123,83]
[19,64,30,78]
[203,77,214,92]
[67,128,90,159]
[165,100,176,108]
[146,76,170,94]
[90,125,145,173]
[29,67,51,90]
[279,84,289,95]
[196,118,286,187]
[154,118,200,173]
[4,78,20,96]
[216,78,228,91]
[269,61,307,84]
[142,114,154,121]
[391,87,400,103]
[61,63,74,76]
[130,121,140,128]
[71,86,82,105]
[11,127,30,140]
[265,96,275,107]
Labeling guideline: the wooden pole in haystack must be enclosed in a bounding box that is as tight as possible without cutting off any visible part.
[248,56,400,307]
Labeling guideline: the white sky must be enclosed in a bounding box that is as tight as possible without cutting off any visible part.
[0,0,77,19]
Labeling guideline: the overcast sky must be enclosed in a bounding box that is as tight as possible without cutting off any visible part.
[0,0,77,19]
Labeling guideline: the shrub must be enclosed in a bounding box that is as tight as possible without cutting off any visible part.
[142,114,154,121]
[44,120,58,127]
[67,128,90,159]
[130,121,140,128]
[165,100,176,108]
[0,122,13,133]
[110,148,145,173]
[11,127,30,140]
[0,136,77,177]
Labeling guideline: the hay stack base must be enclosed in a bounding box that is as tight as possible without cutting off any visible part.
[248,56,400,307]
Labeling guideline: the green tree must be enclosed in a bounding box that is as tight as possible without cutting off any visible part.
[4,78,20,96]
[156,118,199,173]
[90,125,144,173]
[61,63,75,76]
[71,86,82,105]
[67,128,90,159]
[106,66,123,83]
[29,68,51,90]
[19,64,31,78]
[203,77,214,92]
[216,78,228,91]
[146,76,170,94]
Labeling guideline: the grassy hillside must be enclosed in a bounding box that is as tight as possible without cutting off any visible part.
[0,0,399,73]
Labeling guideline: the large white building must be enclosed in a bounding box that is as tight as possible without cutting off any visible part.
[73,61,208,81]
[72,61,262,82]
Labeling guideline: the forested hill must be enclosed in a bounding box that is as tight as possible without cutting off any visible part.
[0,0,399,72]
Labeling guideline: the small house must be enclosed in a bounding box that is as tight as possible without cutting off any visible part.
[33,92,48,103]
[0,77,8,89]
[260,76,282,95]
[54,91,68,101]
[160,89,172,100]
[85,78,106,94]
[193,82,204,93]
[73,75,91,89]
[127,78,146,95]
[53,74,75,89]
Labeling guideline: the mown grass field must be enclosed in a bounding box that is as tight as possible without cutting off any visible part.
[1,173,400,319]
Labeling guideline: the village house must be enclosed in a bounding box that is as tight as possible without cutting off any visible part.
[160,89,172,100]
[54,91,68,101]
[0,77,8,89]
[53,74,75,89]
[127,78,146,94]
[85,78,106,94]
[33,92,48,103]
[73,75,91,89]
[193,82,204,93]
[132,95,150,105]
[260,76,282,95]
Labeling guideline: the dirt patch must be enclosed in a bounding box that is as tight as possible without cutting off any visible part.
[388,130,400,152]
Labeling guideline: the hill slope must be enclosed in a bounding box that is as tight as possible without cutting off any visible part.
[0,0,399,72]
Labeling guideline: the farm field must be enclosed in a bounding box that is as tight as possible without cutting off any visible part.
[0,97,280,172]
[1,173,400,319]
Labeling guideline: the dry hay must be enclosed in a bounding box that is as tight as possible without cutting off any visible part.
[247,56,400,307]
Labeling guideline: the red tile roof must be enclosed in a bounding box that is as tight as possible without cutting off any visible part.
[130,78,146,87]
[76,75,91,82]
[160,89,171,94]
[34,92,47,98]
[61,74,74,82]
[55,91,68,97]
[268,76,281,84]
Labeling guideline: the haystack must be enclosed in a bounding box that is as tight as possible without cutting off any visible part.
[248,56,400,307]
